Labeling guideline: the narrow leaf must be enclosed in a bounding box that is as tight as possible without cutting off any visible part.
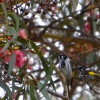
[86,52,95,64]
[30,81,37,100]
[40,57,53,91]
[30,0,34,8]
[0,41,10,53]
[1,31,18,53]
[8,52,16,75]
[0,3,8,29]
[16,59,28,77]
[38,82,50,100]
[12,76,15,97]
[30,41,55,90]
[8,13,19,32]
[8,27,16,35]
[19,19,27,30]
[79,15,84,31]
[0,81,12,100]
[70,0,78,12]
[30,40,49,74]
[91,0,94,4]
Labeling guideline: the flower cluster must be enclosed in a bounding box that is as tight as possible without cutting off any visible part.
[19,29,27,39]
[84,21,91,34]
[69,43,93,55]
[0,29,31,70]
[0,48,32,70]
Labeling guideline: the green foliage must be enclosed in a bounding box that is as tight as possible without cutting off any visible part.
[70,0,78,12]
[30,0,34,8]
[0,3,8,30]
[16,59,28,79]
[0,0,100,100]
[40,57,54,91]
[30,41,55,92]
[8,52,16,75]
[8,13,19,32]
[38,82,50,100]
[30,81,37,100]
[0,81,12,100]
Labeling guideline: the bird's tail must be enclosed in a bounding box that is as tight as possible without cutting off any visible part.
[67,84,70,100]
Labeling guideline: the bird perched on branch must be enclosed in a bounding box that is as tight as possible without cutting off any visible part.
[59,54,73,99]
[78,66,100,79]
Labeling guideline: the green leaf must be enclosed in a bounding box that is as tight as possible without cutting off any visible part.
[30,0,34,8]
[8,13,19,32]
[0,41,10,53]
[40,57,53,91]
[1,28,19,53]
[0,3,8,30]
[14,86,24,100]
[30,41,55,90]
[92,15,97,35]
[30,40,49,74]
[79,15,84,31]
[8,27,16,35]
[91,0,94,4]
[89,19,93,35]
[93,52,98,62]
[70,0,78,12]
[38,82,50,100]
[12,76,15,97]
[30,81,37,100]
[0,32,18,53]
[86,52,96,64]
[19,19,27,30]
[8,52,16,75]
[11,32,18,41]
[18,38,28,44]
[0,81,12,100]
[16,59,28,77]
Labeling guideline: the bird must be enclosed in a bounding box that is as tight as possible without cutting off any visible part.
[59,54,73,99]
[78,66,100,79]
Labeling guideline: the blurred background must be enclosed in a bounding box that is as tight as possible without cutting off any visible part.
[0,0,100,100]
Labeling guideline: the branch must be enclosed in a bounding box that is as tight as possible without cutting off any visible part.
[53,65,69,100]
[43,34,100,47]
[38,38,68,55]
[38,3,98,36]
[68,25,100,46]
[47,89,67,99]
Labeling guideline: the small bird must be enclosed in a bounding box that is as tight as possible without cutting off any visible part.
[59,54,73,99]
[78,66,100,79]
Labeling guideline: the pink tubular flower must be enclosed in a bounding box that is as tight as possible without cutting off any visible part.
[7,36,12,40]
[15,59,24,68]
[5,55,11,63]
[0,33,3,36]
[28,66,33,70]
[14,50,23,60]
[85,21,91,34]
[19,29,27,39]
[13,93,17,99]
[0,48,9,58]
[14,50,24,68]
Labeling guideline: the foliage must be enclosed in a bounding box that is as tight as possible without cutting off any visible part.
[0,0,100,100]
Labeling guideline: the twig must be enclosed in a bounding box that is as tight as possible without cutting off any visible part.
[47,89,67,99]
[53,65,70,100]
[38,38,68,55]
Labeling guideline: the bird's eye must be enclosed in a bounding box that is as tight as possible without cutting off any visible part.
[60,55,63,59]
[63,55,68,59]
[60,55,68,59]
[79,66,85,71]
